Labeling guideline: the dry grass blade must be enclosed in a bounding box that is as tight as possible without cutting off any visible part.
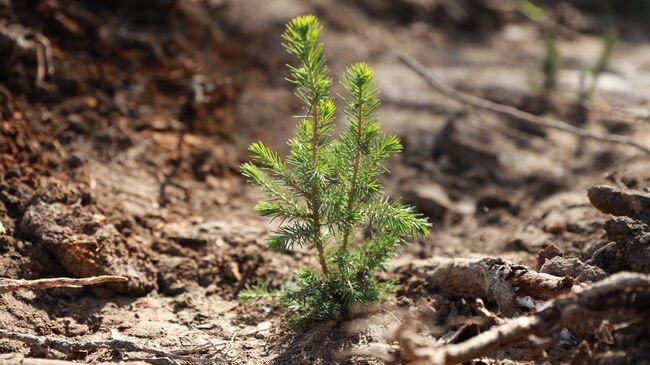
[399,54,650,156]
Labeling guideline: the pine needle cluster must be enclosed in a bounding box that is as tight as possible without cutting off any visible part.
[240,15,430,327]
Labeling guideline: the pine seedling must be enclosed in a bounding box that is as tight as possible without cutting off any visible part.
[240,15,430,327]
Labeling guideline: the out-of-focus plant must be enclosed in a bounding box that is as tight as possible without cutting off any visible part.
[518,1,558,96]
[579,27,618,103]
[541,34,558,95]
[517,0,546,22]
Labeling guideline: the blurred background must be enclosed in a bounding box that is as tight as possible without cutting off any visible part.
[2,1,650,363]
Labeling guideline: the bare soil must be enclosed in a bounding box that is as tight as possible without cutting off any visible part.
[1,1,650,364]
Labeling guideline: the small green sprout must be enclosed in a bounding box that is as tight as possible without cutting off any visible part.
[517,0,546,22]
[239,281,274,303]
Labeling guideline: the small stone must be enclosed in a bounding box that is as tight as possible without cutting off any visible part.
[433,117,500,172]
[588,185,650,223]
[536,244,562,270]
[403,183,453,220]
[540,256,606,283]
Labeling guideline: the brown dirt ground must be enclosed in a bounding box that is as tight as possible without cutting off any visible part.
[1,0,650,364]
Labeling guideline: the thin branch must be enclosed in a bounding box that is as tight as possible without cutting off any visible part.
[399,54,650,156]
[0,276,128,294]
[0,329,222,364]
[0,353,149,365]
[0,23,54,89]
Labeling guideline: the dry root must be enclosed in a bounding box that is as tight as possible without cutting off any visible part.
[394,272,650,365]
[0,22,54,89]
[0,353,148,365]
[0,330,227,364]
[403,257,574,315]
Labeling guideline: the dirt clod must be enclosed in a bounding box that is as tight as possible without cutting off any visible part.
[403,183,453,220]
[18,202,156,295]
[589,217,650,274]
[540,256,607,283]
[588,185,650,224]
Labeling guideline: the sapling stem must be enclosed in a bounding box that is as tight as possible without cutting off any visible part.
[341,84,364,252]
[310,101,328,274]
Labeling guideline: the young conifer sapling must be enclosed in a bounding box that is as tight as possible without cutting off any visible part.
[240,15,430,327]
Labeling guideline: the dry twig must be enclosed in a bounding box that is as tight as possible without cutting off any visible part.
[399,54,650,156]
[0,276,128,294]
[394,272,650,365]
[0,330,221,364]
[0,22,54,89]
[0,352,148,365]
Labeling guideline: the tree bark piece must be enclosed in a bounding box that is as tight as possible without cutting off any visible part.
[405,257,573,315]
[0,276,128,294]
[399,54,650,156]
[395,272,650,365]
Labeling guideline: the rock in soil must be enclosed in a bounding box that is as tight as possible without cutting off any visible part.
[17,201,157,295]
[433,116,500,174]
[588,185,650,224]
[540,256,607,283]
[403,183,453,220]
